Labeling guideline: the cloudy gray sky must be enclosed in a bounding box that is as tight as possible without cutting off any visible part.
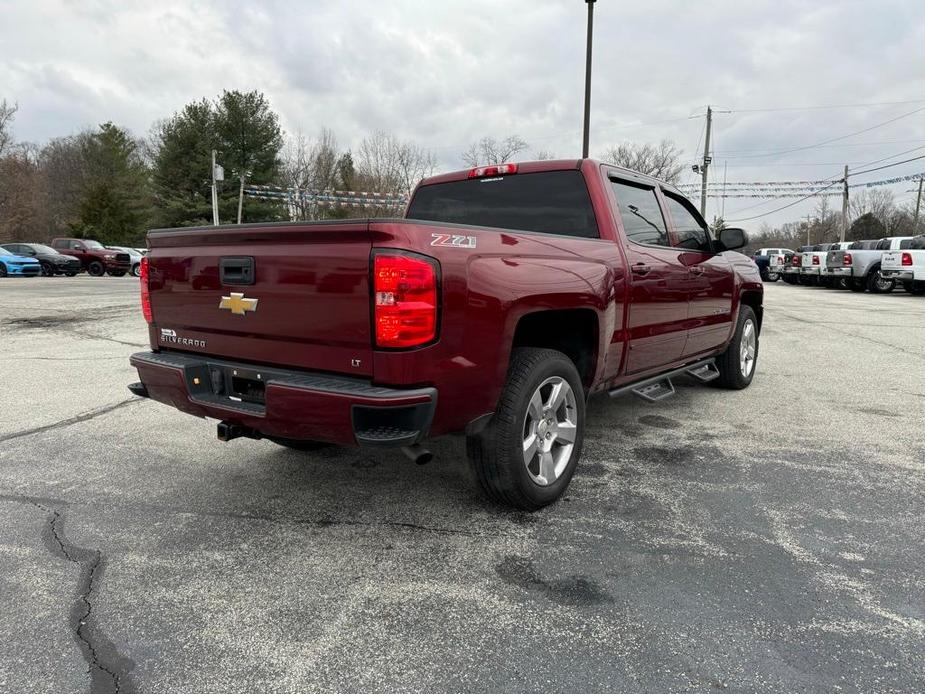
[2,0,925,227]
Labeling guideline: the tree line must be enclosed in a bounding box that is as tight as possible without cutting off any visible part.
[742,188,922,254]
[0,91,688,246]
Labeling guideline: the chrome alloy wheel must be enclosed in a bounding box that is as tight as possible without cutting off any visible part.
[522,376,578,486]
[740,318,757,378]
[874,271,892,292]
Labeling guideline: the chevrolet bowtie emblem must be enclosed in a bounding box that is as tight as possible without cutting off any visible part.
[219,292,258,316]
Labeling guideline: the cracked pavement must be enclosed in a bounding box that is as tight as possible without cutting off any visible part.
[0,276,923,693]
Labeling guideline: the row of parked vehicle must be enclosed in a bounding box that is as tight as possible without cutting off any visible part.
[753,235,925,295]
[0,237,146,278]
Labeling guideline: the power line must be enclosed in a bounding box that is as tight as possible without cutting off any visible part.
[849,153,925,177]
[720,105,925,159]
[731,98,925,113]
[726,180,843,221]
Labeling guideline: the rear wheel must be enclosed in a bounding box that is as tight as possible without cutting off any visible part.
[767,271,780,282]
[867,267,895,294]
[714,305,758,390]
[131,263,141,277]
[467,347,584,511]
[87,260,105,277]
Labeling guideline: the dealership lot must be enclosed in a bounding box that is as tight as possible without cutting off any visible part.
[1,277,923,693]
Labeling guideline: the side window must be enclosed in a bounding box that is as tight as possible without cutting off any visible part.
[663,192,711,252]
[70,240,84,250]
[900,239,912,249]
[610,179,669,247]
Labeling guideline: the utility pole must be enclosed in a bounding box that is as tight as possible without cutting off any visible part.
[840,164,849,242]
[914,176,923,233]
[237,174,245,224]
[700,106,713,217]
[581,0,596,159]
[211,150,222,226]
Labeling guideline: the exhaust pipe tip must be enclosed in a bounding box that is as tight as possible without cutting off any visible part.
[401,444,433,465]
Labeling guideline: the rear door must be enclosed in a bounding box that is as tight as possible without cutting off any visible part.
[147,222,375,376]
[661,190,735,357]
[608,175,690,374]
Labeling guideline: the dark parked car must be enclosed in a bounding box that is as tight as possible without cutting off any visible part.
[0,243,83,276]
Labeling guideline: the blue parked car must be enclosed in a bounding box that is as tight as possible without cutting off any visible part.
[0,246,42,277]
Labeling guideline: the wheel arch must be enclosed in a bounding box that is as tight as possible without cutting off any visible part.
[510,308,601,389]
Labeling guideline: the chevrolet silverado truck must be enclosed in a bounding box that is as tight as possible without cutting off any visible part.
[51,238,132,277]
[128,159,763,510]
[826,236,912,293]
[881,235,925,295]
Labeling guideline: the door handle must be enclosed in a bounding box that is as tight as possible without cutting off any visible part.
[631,263,651,276]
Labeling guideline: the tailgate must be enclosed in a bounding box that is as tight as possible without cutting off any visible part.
[881,251,902,270]
[147,222,374,376]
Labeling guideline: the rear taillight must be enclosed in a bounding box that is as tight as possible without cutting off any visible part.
[812,255,820,265]
[140,256,152,324]
[793,256,801,267]
[468,163,518,179]
[373,253,438,348]
[843,253,852,266]
[777,256,784,265]
[902,252,913,266]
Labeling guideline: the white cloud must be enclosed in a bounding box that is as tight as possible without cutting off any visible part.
[2,0,924,225]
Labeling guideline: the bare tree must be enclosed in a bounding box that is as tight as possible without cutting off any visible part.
[849,188,895,227]
[599,139,684,183]
[532,149,556,161]
[461,135,528,167]
[283,128,341,220]
[0,100,17,157]
[356,131,436,216]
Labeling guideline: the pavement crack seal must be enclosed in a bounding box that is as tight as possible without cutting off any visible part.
[32,504,138,694]
[0,398,141,445]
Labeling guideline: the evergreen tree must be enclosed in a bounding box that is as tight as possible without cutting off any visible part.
[214,90,284,223]
[76,122,149,244]
[150,100,216,228]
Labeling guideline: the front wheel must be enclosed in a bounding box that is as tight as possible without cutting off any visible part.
[467,348,585,511]
[87,260,105,277]
[131,263,141,277]
[714,305,758,390]
[767,271,780,282]
[0,263,7,277]
[41,262,56,277]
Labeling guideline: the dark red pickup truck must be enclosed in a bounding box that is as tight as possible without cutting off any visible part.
[51,238,133,276]
[129,159,762,509]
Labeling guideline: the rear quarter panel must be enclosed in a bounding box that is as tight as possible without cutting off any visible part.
[369,220,625,435]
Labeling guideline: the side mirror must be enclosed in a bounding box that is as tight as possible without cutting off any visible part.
[718,227,748,251]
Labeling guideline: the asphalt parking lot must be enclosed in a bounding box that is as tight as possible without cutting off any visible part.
[1,276,923,694]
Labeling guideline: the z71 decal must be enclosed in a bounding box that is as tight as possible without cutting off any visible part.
[431,233,476,249]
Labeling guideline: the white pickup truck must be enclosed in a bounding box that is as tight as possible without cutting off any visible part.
[882,235,925,295]
[800,243,838,286]
[825,236,912,293]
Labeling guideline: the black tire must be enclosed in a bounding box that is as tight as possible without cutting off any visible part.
[849,278,866,292]
[131,263,141,277]
[714,305,758,390]
[64,271,77,277]
[266,437,331,452]
[88,260,105,277]
[866,266,895,294]
[767,271,780,283]
[0,263,7,278]
[467,347,585,511]
[41,262,55,277]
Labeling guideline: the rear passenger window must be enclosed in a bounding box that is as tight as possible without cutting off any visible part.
[610,179,669,247]
[900,239,912,249]
[663,193,711,252]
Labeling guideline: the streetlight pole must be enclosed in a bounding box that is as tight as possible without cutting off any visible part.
[581,0,596,159]
[211,149,222,226]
